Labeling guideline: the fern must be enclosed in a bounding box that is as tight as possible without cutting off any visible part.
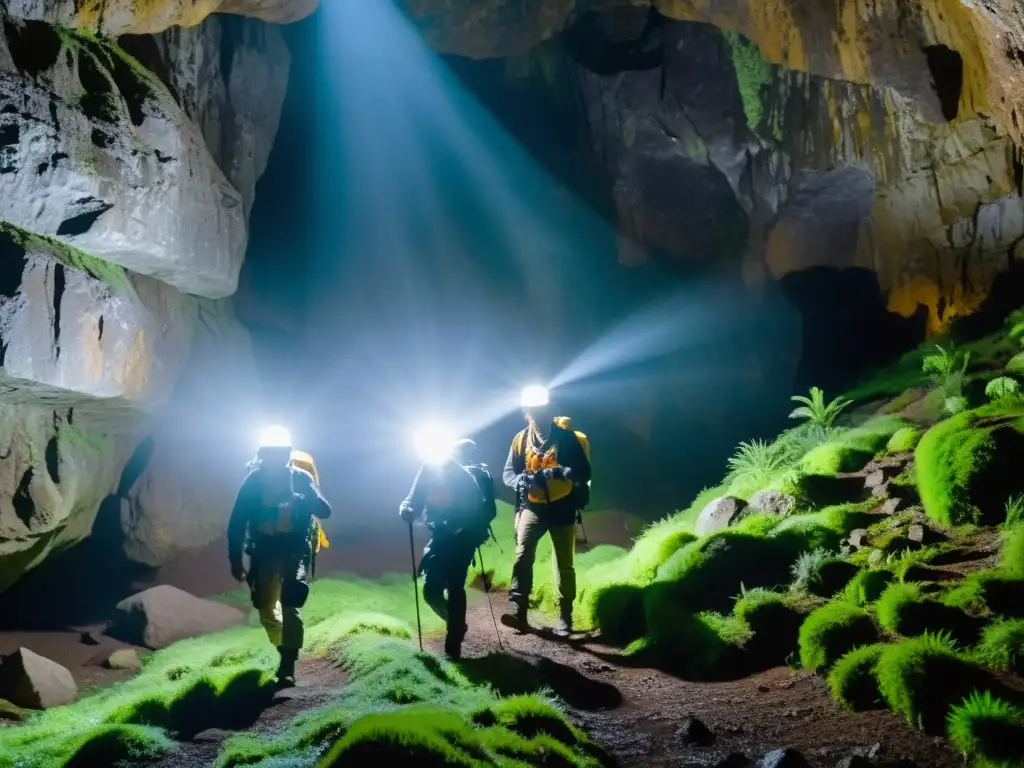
[922,344,971,397]
[944,395,968,415]
[789,386,853,429]
[790,548,837,593]
[985,376,1020,402]
[1006,495,1024,527]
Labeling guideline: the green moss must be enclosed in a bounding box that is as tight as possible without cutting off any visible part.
[799,417,906,476]
[947,691,1024,768]
[971,619,1024,676]
[735,588,806,667]
[827,643,886,711]
[843,570,895,606]
[1001,524,1024,580]
[798,601,879,672]
[844,347,931,404]
[771,502,877,552]
[0,220,136,299]
[915,404,1024,526]
[887,427,921,454]
[875,632,986,733]
[721,29,773,132]
[876,582,981,645]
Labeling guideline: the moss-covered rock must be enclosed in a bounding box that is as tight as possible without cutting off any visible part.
[827,643,886,711]
[915,404,1024,526]
[798,601,879,672]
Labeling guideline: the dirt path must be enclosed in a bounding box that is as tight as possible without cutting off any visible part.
[434,598,961,768]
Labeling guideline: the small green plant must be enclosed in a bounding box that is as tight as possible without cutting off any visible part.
[923,344,971,394]
[725,438,796,491]
[790,548,836,593]
[789,386,853,429]
[985,376,1020,402]
[798,601,879,672]
[828,643,886,711]
[947,690,1024,768]
[886,426,920,454]
[1006,496,1024,527]
[972,619,1024,676]
[945,395,969,415]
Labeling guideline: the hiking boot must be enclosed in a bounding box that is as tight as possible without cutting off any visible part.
[553,608,573,637]
[500,602,529,632]
[444,624,468,660]
[276,648,298,687]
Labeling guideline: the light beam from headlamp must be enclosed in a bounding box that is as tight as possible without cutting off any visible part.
[413,422,457,466]
[259,424,293,449]
[520,384,550,409]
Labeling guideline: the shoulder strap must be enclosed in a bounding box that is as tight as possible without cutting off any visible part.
[512,430,527,473]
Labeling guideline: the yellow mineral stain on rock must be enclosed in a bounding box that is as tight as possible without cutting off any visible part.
[120,329,150,398]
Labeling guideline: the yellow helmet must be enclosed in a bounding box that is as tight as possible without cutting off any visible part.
[289,450,319,486]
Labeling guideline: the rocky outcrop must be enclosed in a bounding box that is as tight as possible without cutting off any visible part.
[0,647,77,709]
[403,0,1024,147]
[107,584,246,649]
[149,16,290,218]
[0,7,286,589]
[0,19,246,298]
[5,0,318,34]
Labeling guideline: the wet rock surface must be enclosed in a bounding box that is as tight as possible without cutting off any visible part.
[0,646,77,709]
[108,585,246,650]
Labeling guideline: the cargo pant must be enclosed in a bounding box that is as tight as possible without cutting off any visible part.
[509,509,576,610]
[420,530,476,642]
[249,544,309,651]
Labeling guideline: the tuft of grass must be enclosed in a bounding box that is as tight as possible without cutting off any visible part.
[790,548,836,593]
[1002,524,1024,580]
[947,690,1024,768]
[875,631,986,734]
[886,426,920,454]
[971,619,1024,676]
[724,438,799,497]
[1005,496,1024,527]
[798,601,879,672]
[828,643,886,711]
[842,570,895,606]
[923,344,971,396]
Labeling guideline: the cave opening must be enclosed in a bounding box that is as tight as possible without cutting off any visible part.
[923,44,963,122]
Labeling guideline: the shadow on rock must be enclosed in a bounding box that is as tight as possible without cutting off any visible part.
[458,651,622,711]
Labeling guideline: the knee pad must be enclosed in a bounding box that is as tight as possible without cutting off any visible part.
[281,579,310,608]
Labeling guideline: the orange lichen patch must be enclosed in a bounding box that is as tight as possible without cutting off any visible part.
[886,274,988,335]
[120,329,150,398]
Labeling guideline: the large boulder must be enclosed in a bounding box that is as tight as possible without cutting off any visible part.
[108,584,246,649]
[695,496,748,536]
[4,0,318,33]
[0,15,246,298]
[0,647,77,709]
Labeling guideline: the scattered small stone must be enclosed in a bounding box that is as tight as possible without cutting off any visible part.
[748,490,797,518]
[676,715,715,747]
[79,631,100,646]
[864,470,886,489]
[871,483,890,499]
[882,498,904,515]
[848,529,869,549]
[0,648,78,709]
[778,679,795,689]
[105,649,142,671]
[836,756,872,768]
[907,524,927,544]
[759,748,810,768]
[868,743,883,759]
[757,683,770,693]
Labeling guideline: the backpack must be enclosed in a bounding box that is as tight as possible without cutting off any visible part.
[512,417,591,511]
[289,450,330,554]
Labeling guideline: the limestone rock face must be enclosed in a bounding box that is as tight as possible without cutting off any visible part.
[0,17,246,299]
[5,0,318,34]
[150,15,291,217]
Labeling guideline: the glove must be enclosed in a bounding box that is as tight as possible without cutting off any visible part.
[399,502,417,523]
[230,560,246,583]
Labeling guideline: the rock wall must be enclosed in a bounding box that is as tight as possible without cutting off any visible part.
[0,5,287,589]
[412,3,1024,334]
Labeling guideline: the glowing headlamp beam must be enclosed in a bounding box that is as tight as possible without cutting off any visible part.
[259,424,292,448]
[413,422,457,466]
[520,384,550,409]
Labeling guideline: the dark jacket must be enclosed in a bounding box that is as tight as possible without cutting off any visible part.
[503,420,591,526]
[404,461,497,535]
[227,466,331,567]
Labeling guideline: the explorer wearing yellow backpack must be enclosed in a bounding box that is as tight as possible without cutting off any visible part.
[501,386,591,636]
[228,426,332,686]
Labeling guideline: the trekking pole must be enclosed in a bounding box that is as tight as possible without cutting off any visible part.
[577,510,589,545]
[408,522,424,651]
[477,547,505,653]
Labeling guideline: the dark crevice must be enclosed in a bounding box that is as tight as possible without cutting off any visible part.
[218,15,246,89]
[52,263,66,359]
[107,49,156,128]
[923,44,963,122]
[0,124,19,149]
[56,203,113,237]
[562,8,664,75]
[117,435,156,496]
[116,34,179,106]
[0,226,28,299]
[12,469,35,527]
[97,315,105,342]
[91,128,112,148]
[2,19,63,78]
[44,437,60,485]
[77,44,119,124]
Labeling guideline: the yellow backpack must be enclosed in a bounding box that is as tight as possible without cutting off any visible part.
[289,450,330,553]
[512,417,591,508]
